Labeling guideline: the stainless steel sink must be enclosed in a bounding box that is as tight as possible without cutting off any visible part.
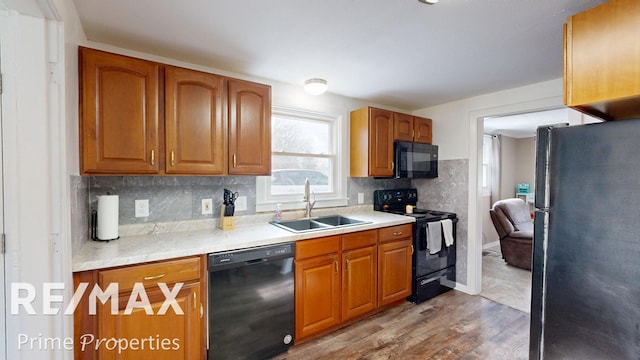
[270,215,370,233]
[314,215,367,227]
[270,219,331,233]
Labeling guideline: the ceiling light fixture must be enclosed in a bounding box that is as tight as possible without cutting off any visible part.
[418,0,439,4]
[304,78,328,95]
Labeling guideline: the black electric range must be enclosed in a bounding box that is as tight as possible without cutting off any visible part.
[374,189,457,304]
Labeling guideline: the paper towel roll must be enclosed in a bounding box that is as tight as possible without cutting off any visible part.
[97,195,119,240]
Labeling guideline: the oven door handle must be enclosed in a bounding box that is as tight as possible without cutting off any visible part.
[418,224,428,251]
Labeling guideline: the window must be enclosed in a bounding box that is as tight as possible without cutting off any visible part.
[256,106,347,211]
[482,134,493,194]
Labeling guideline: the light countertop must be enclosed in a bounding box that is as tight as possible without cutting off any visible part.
[72,211,414,272]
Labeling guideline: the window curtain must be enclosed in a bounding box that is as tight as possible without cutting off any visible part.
[490,134,502,205]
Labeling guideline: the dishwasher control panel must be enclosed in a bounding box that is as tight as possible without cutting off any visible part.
[209,243,294,267]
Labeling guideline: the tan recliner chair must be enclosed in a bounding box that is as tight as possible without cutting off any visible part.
[489,198,533,270]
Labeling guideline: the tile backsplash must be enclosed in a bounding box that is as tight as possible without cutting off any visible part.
[87,176,411,226]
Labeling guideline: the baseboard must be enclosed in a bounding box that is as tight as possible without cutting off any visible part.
[483,240,500,250]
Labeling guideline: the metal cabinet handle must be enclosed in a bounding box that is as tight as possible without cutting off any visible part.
[393,231,403,236]
[411,244,414,255]
[193,292,197,310]
[143,273,165,281]
[345,259,350,272]
[200,303,204,318]
[391,161,394,171]
[334,261,338,273]
[150,150,155,166]
[412,129,415,138]
[233,154,237,168]
[171,150,175,166]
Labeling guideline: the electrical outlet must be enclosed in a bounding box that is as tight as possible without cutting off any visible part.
[358,193,364,204]
[202,199,213,215]
[135,199,149,217]
[235,196,247,212]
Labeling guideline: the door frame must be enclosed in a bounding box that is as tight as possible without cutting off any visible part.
[0,20,6,358]
[466,96,564,294]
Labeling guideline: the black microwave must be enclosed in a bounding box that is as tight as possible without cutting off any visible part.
[394,141,438,179]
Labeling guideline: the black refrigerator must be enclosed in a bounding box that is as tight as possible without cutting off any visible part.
[530,120,640,359]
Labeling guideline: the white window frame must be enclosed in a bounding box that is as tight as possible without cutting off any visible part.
[256,106,348,212]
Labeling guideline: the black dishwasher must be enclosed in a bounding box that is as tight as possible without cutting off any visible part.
[208,243,295,360]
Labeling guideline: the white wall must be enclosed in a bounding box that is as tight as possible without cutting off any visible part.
[0,8,70,359]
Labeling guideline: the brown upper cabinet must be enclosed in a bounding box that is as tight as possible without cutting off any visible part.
[393,113,432,144]
[79,47,271,175]
[564,0,640,120]
[165,66,225,175]
[350,107,394,177]
[228,79,272,175]
[80,47,161,174]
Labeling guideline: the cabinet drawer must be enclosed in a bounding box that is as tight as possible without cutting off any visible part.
[378,224,412,243]
[99,256,201,293]
[296,236,340,260]
[342,230,377,251]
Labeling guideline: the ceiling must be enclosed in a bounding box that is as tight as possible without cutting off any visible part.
[72,0,605,111]
[484,108,569,138]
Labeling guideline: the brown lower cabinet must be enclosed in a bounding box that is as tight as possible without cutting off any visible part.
[73,255,206,360]
[294,236,342,341]
[294,225,412,343]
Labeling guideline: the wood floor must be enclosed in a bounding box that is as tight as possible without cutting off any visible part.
[272,291,530,360]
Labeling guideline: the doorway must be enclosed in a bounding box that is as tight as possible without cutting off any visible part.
[475,107,601,312]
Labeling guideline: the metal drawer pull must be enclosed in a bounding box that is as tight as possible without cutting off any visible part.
[171,150,175,166]
[393,231,403,236]
[150,149,155,165]
[334,261,338,273]
[193,292,197,310]
[233,154,237,167]
[143,273,166,281]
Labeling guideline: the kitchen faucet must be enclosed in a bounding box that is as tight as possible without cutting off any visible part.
[303,178,316,218]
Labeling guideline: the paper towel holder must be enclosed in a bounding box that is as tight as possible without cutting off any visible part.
[90,210,120,242]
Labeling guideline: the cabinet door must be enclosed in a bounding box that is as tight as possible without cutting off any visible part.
[228,79,271,175]
[80,47,160,174]
[342,245,377,321]
[368,108,394,177]
[413,116,433,144]
[393,112,414,142]
[98,282,202,360]
[378,239,413,306]
[565,0,640,119]
[295,254,341,340]
[165,66,225,174]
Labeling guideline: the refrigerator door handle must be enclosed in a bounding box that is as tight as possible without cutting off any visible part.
[534,123,568,211]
